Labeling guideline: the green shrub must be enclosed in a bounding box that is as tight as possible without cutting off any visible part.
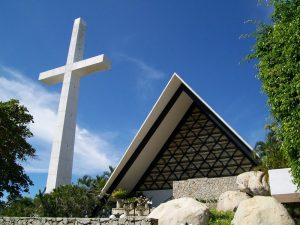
[247,0,300,188]
[0,167,115,218]
[209,208,234,225]
[284,203,300,225]
[111,188,128,199]
[35,185,100,217]
[0,197,35,217]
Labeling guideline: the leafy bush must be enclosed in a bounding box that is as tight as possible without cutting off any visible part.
[247,0,300,187]
[209,208,234,225]
[111,188,128,199]
[254,120,289,170]
[35,185,99,217]
[0,167,115,217]
[0,197,35,217]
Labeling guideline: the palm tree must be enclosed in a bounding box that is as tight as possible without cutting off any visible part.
[102,166,114,180]
[77,166,115,191]
[254,121,288,169]
[77,175,93,189]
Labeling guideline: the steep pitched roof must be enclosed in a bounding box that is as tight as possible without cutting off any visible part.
[101,73,258,196]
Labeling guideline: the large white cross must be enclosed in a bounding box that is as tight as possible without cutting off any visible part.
[39,18,111,193]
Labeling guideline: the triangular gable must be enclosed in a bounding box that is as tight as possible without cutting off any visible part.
[101,74,258,196]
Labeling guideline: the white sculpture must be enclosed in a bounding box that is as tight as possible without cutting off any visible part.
[39,18,111,193]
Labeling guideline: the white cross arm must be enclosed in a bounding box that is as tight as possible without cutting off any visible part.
[39,66,65,85]
[39,54,111,85]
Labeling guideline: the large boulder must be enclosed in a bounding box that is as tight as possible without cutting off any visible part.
[232,196,295,225]
[236,171,270,196]
[217,191,250,212]
[148,197,209,225]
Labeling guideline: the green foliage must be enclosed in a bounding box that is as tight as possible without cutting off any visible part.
[254,120,289,169]
[0,167,115,217]
[111,188,128,199]
[0,99,36,200]
[102,166,115,180]
[36,167,115,217]
[248,0,300,187]
[77,166,114,193]
[0,197,35,217]
[209,209,234,225]
[196,198,218,204]
[284,202,300,225]
[35,185,99,217]
[77,175,107,193]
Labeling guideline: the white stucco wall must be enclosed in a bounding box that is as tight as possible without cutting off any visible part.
[269,168,300,202]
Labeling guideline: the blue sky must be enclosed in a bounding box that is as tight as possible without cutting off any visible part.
[0,1,271,198]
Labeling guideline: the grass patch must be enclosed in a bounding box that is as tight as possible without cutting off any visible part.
[209,208,234,225]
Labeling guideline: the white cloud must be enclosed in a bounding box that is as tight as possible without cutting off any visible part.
[73,128,114,174]
[117,54,165,98]
[120,55,165,80]
[0,65,118,175]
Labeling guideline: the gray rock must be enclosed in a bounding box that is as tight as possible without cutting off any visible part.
[119,214,126,218]
[232,196,295,225]
[236,171,270,196]
[76,218,91,224]
[217,191,250,212]
[109,214,116,219]
[148,197,209,225]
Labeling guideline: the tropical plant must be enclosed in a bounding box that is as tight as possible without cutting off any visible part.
[35,185,99,217]
[0,167,115,217]
[77,166,114,192]
[77,175,106,193]
[111,188,128,199]
[0,197,35,217]
[247,0,300,187]
[102,166,114,180]
[0,99,36,200]
[36,168,115,217]
[254,120,289,169]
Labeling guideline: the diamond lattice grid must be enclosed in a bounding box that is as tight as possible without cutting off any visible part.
[137,104,254,191]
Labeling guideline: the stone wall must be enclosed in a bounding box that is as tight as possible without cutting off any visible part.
[173,176,237,206]
[0,217,158,225]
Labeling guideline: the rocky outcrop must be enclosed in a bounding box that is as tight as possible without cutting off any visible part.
[236,171,270,196]
[217,191,250,212]
[148,197,209,225]
[232,196,295,225]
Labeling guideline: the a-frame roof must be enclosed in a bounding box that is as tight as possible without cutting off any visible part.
[101,73,258,196]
